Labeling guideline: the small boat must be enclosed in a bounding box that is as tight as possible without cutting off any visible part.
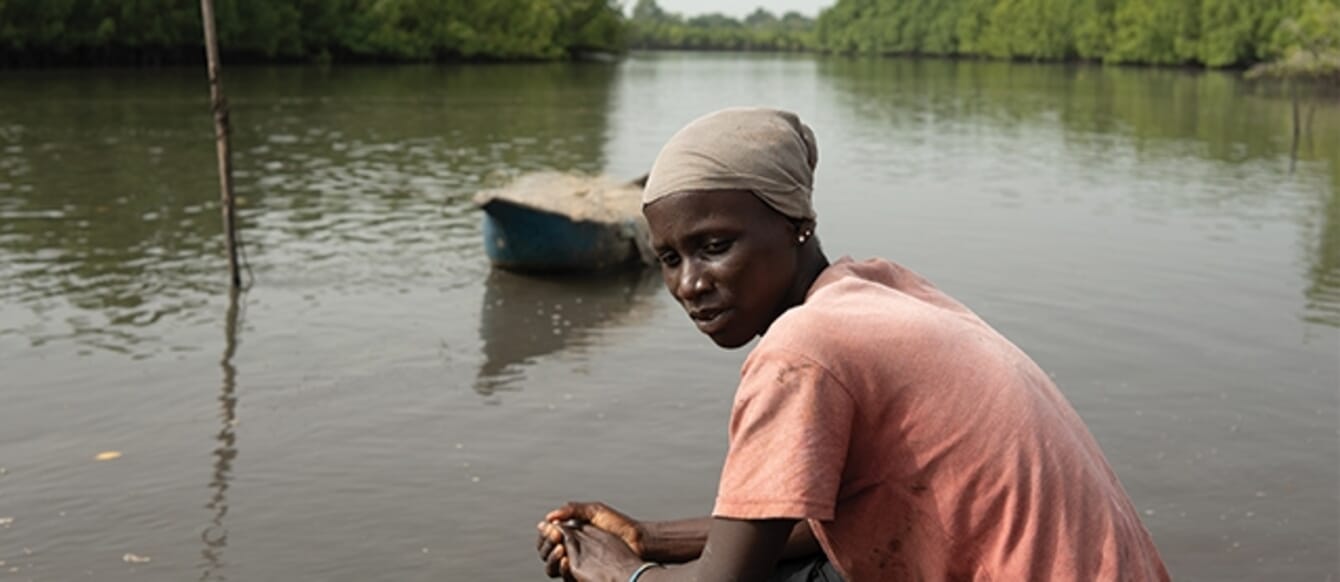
[473,171,653,273]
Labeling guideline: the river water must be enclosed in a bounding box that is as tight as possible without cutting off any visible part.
[0,53,1336,581]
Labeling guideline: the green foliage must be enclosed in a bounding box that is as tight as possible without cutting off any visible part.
[1106,0,1201,65]
[0,0,627,64]
[629,0,816,52]
[1248,0,1340,81]
[1197,0,1246,65]
[6,0,1330,67]
[817,0,1340,68]
[983,0,1082,59]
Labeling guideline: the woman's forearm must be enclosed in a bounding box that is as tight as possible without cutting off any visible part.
[642,517,820,563]
[641,516,713,563]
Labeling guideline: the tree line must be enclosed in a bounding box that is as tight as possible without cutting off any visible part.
[0,0,819,64]
[628,0,816,52]
[0,0,626,65]
[816,0,1340,68]
[1,0,1334,68]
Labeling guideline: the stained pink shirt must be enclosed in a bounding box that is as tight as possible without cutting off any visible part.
[712,258,1169,581]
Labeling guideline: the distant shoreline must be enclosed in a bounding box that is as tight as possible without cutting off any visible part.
[5,49,1334,86]
[0,48,1248,72]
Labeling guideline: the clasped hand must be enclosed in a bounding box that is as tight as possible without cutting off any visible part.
[536,502,647,582]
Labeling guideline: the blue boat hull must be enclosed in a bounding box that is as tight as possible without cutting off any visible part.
[481,198,643,273]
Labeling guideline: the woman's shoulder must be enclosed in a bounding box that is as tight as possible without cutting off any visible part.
[789,258,925,324]
[759,257,984,363]
[807,256,977,322]
[757,278,916,360]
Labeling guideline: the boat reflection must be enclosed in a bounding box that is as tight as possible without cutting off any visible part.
[474,268,663,395]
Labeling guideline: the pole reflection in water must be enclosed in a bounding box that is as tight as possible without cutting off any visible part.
[475,268,662,396]
[200,287,244,581]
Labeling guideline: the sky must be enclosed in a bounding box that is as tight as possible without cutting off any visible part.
[628,0,835,19]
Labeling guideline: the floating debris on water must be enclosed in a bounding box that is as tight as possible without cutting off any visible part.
[94,451,122,461]
[122,553,151,564]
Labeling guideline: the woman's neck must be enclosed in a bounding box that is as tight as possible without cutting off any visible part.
[756,240,830,340]
[783,243,830,312]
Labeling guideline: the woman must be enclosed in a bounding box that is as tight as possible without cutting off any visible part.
[536,108,1169,582]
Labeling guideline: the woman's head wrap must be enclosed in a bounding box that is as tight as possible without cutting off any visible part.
[642,107,818,222]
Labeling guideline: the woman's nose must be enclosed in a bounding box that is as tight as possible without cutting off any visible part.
[676,261,711,300]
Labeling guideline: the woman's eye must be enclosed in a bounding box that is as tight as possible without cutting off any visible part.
[703,240,732,254]
[658,253,680,267]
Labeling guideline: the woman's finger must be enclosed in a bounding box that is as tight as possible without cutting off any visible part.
[547,543,566,568]
[544,502,580,523]
[538,522,568,567]
[561,556,574,582]
[546,501,602,524]
[559,524,581,557]
[544,544,566,578]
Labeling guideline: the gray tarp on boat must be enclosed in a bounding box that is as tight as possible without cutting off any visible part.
[472,171,655,267]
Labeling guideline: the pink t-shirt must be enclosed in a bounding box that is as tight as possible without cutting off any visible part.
[712,258,1169,581]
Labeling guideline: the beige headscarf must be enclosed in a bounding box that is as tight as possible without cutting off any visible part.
[642,107,818,222]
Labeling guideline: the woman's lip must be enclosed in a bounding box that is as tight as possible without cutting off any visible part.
[691,308,732,333]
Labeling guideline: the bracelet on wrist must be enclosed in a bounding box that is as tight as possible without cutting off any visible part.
[628,561,663,582]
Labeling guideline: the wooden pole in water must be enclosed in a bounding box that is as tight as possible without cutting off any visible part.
[200,0,241,289]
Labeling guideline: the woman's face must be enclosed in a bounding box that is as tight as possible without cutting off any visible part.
[644,189,800,348]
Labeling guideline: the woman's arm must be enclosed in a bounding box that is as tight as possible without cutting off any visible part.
[539,503,823,577]
[640,516,711,562]
[642,517,820,563]
[562,517,797,582]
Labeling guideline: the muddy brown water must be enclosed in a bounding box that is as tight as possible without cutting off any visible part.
[1,53,1337,580]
